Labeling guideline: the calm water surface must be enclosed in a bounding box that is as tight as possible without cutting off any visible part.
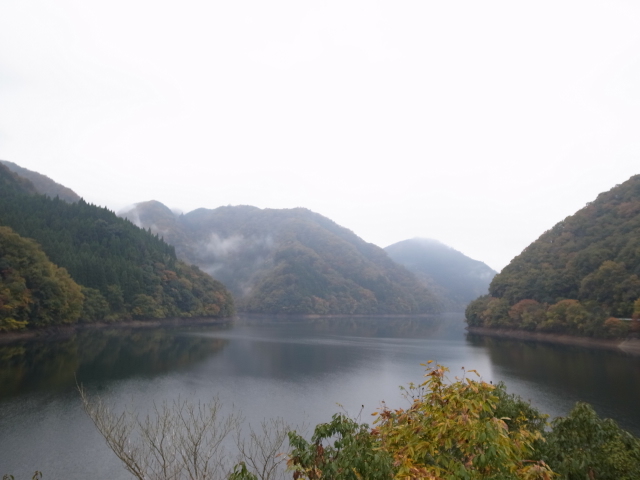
[1,314,639,479]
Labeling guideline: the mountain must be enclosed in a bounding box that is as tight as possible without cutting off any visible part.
[1,160,81,203]
[121,201,442,315]
[0,163,234,331]
[0,162,39,197]
[384,238,496,310]
[466,174,640,337]
[0,225,84,331]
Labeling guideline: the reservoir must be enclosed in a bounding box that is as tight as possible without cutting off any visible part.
[1,314,639,479]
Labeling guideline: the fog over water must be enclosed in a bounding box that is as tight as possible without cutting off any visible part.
[2,1,640,271]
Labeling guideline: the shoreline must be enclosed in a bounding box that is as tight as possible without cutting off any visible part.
[467,326,640,356]
[234,312,453,321]
[0,316,234,345]
[0,312,459,345]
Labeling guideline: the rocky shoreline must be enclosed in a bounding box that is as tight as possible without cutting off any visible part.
[467,326,640,355]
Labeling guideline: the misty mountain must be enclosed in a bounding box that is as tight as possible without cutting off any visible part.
[466,174,640,337]
[121,201,442,315]
[1,160,81,203]
[384,238,496,310]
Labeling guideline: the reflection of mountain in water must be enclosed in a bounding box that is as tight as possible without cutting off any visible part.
[0,326,230,399]
[468,335,640,435]
[186,315,464,382]
[236,314,461,339]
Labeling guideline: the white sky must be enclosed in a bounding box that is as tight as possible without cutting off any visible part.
[1,1,639,272]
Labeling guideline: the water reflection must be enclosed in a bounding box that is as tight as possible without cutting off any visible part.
[236,314,450,338]
[468,334,640,434]
[184,315,460,381]
[1,316,639,479]
[0,325,230,399]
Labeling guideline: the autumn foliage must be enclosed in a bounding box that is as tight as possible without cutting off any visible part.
[467,175,640,338]
[288,363,640,480]
[289,363,554,480]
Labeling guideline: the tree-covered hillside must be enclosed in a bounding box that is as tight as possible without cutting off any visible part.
[1,160,81,203]
[466,174,640,337]
[122,201,442,315]
[385,238,496,311]
[0,226,83,331]
[0,162,38,197]
[0,163,234,330]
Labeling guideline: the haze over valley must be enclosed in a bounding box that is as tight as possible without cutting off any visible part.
[3,2,640,273]
[2,3,640,478]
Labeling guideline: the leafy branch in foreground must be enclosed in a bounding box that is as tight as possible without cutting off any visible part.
[541,402,640,480]
[288,413,395,480]
[372,363,553,479]
[78,363,640,479]
[288,362,553,480]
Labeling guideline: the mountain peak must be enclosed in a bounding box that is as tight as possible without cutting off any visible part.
[121,202,442,315]
[385,238,496,310]
[1,160,81,203]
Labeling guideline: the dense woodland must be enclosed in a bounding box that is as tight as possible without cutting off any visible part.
[122,201,442,315]
[385,238,496,311]
[0,225,83,330]
[466,174,640,337]
[0,163,234,331]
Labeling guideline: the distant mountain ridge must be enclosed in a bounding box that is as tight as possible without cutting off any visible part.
[121,201,442,315]
[385,238,496,310]
[1,160,81,203]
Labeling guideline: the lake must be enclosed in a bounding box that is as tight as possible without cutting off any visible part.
[1,314,639,479]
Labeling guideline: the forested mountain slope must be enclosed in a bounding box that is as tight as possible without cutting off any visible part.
[122,201,442,315]
[466,174,640,337]
[0,163,234,331]
[0,225,84,331]
[1,160,81,203]
[385,238,496,311]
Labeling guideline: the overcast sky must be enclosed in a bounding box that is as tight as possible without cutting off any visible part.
[1,1,639,272]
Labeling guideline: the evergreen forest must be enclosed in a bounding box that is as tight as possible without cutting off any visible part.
[0,163,234,331]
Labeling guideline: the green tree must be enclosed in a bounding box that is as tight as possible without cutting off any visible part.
[540,299,589,334]
[288,413,394,480]
[465,295,492,327]
[79,287,110,322]
[542,403,640,479]
[579,261,640,317]
[481,297,510,328]
[131,293,165,319]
